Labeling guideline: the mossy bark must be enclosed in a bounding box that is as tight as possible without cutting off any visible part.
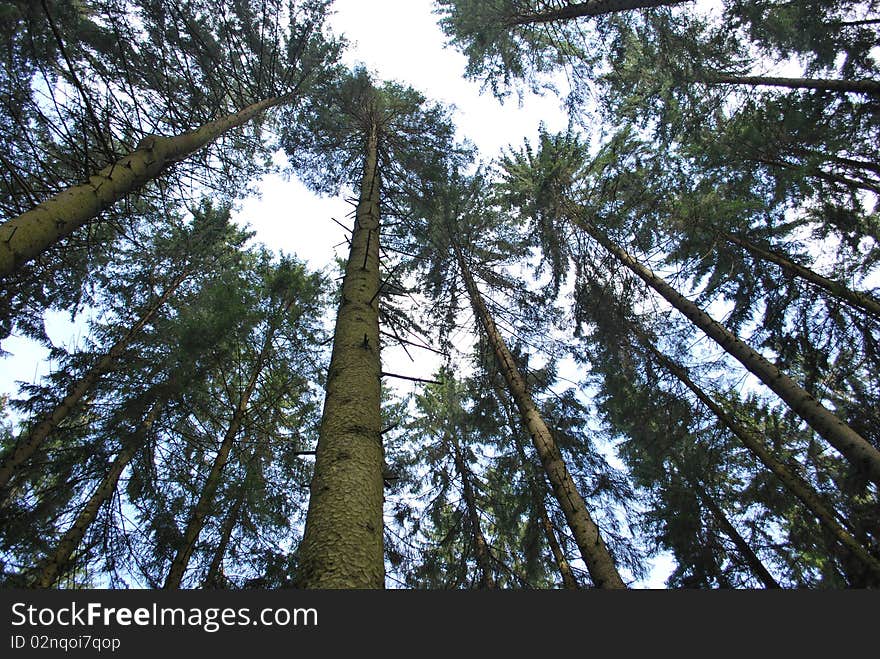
[579,219,880,488]
[453,241,626,589]
[297,124,385,589]
[0,273,186,492]
[0,94,292,277]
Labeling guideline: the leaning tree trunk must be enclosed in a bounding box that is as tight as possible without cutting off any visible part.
[203,489,245,589]
[448,429,497,589]
[29,400,163,588]
[688,476,782,589]
[163,301,286,589]
[0,94,294,277]
[506,0,689,27]
[0,272,186,492]
[700,72,880,97]
[641,337,880,581]
[723,232,880,320]
[297,121,385,589]
[575,216,880,488]
[452,239,626,589]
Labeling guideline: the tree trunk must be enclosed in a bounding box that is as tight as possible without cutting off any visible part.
[448,430,497,589]
[0,94,294,277]
[203,490,245,589]
[452,240,626,589]
[0,272,186,492]
[576,218,880,487]
[297,121,385,589]
[29,400,163,588]
[163,301,286,589]
[689,478,782,589]
[642,338,880,581]
[723,232,880,320]
[701,73,880,97]
[506,0,690,27]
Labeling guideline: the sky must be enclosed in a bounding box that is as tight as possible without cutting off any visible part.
[0,0,674,588]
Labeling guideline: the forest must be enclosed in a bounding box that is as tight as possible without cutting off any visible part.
[0,0,878,590]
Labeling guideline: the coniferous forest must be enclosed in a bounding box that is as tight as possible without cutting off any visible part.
[0,0,878,590]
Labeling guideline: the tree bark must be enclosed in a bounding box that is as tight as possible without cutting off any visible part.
[690,478,782,589]
[505,0,690,27]
[0,272,186,492]
[701,73,880,97]
[576,218,880,488]
[448,429,497,589]
[0,94,293,278]
[642,338,880,581]
[452,239,626,588]
[203,490,245,588]
[297,121,385,589]
[163,300,285,589]
[723,232,880,320]
[29,401,163,588]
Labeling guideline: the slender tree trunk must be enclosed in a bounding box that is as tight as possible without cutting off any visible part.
[575,217,880,488]
[0,94,294,277]
[723,232,880,319]
[163,301,287,589]
[448,430,497,589]
[28,400,163,588]
[701,72,880,97]
[297,121,385,589]
[0,272,186,492]
[688,477,782,589]
[452,240,625,588]
[642,338,880,580]
[203,490,245,588]
[505,0,689,27]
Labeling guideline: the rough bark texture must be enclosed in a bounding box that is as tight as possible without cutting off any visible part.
[724,232,880,319]
[506,0,689,26]
[645,340,880,580]
[453,240,626,589]
[702,73,880,97]
[578,219,880,487]
[0,94,291,277]
[448,430,497,588]
[163,303,283,589]
[690,478,782,589]
[30,401,162,588]
[0,273,186,492]
[297,124,385,589]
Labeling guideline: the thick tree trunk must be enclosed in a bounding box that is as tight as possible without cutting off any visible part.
[0,273,186,492]
[643,339,880,581]
[453,240,626,588]
[297,123,385,589]
[29,401,163,588]
[701,73,880,97]
[506,0,689,27]
[577,218,880,487]
[689,478,781,589]
[163,303,284,589]
[0,94,293,277]
[723,232,880,319]
[448,430,497,589]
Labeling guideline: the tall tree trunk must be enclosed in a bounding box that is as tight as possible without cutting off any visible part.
[0,94,294,277]
[701,72,880,97]
[688,476,782,589]
[575,217,880,488]
[448,430,497,589]
[452,240,626,588]
[0,272,186,492]
[722,232,880,320]
[505,0,689,27]
[297,121,385,589]
[28,400,163,588]
[203,489,245,589]
[641,337,880,581]
[163,301,286,589]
